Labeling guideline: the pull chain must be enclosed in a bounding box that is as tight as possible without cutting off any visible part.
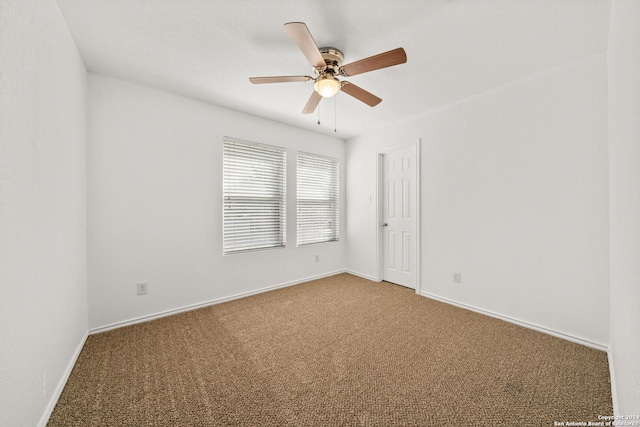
[315,97,338,132]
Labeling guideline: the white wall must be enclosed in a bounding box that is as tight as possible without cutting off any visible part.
[87,74,346,330]
[608,0,640,415]
[0,1,88,426]
[346,54,609,347]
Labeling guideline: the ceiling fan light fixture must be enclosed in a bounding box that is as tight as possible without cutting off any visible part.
[314,76,341,97]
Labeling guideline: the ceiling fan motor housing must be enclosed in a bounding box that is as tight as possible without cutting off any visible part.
[317,47,344,76]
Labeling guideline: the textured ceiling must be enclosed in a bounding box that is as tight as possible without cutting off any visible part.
[55,0,611,139]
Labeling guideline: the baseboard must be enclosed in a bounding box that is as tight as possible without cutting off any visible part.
[420,291,608,352]
[608,347,619,416]
[38,331,88,427]
[344,269,378,282]
[89,270,347,335]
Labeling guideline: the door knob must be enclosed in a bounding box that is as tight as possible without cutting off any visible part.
[381,222,388,227]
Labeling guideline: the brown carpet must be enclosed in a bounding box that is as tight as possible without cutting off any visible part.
[48,273,612,426]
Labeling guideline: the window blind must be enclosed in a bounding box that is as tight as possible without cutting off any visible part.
[297,152,339,246]
[223,138,286,254]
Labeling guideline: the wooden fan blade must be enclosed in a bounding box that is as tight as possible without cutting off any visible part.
[249,76,313,84]
[340,47,407,77]
[340,81,382,107]
[284,22,326,69]
[302,90,322,114]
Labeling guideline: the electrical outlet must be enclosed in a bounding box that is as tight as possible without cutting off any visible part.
[453,272,461,283]
[137,282,148,296]
[315,254,320,263]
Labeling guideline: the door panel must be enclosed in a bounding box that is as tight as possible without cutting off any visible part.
[402,179,410,218]
[387,179,395,218]
[388,230,396,270]
[402,232,411,273]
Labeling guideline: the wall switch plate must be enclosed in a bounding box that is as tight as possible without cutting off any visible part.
[137,282,148,295]
[453,272,461,283]
[315,254,320,263]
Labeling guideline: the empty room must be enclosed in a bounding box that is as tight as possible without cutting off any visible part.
[1,0,639,426]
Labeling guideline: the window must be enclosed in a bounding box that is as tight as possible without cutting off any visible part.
[223,138,286,254]
[297,152,339,246]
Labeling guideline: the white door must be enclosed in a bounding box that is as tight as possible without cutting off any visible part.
[382,144,417,289]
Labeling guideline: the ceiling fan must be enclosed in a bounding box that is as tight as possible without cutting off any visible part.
[249,22,407,114]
